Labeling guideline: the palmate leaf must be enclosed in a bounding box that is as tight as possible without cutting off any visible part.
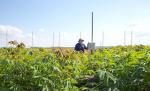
[96,69,117,86]
[0,87,13,91]
[106,71,117,84]
[97,70,105,80]
[42,85,49,91]
[0,45,150,91]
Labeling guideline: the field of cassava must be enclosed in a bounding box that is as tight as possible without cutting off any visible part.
[0,44,150,91]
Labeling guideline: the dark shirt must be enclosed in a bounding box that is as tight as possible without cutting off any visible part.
[75,43,87,52]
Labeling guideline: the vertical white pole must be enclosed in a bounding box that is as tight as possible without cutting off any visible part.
[102,31,104,48]
[131,31,133,46]
[53,32,54,48]
[124,31,126,46]
[0,32,1,47]
[6,30,8,47]
[37,32,40,47]
[91,12,93,43]
[59,32,60,47]
[80,32,81,38]
[32,31,33,48]
[0,32,4,47]
[37,32,39,47]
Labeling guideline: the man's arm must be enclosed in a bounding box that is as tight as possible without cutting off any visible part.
[75,43,79,51]
[75,44,77,50]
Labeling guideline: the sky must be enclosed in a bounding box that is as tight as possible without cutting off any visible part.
[0,0,150,47]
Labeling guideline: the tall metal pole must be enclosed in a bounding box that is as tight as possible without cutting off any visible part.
[58,32,60,47]
[124,31,126,46]
[80,32,81,38]
[32,31,33,48]
[37,32,40,47]
[6,30,8,47]
[102,31,104,48]
[37,32,39,47]
[0,32,3,47]
[53,32,54,48]
[0,33,2,47]
[131,31,133,46]
[91,12,93,43]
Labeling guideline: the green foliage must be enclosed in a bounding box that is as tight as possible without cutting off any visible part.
[0,45,150,91]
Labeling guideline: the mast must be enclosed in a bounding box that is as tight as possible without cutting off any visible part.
[91,12,93,43]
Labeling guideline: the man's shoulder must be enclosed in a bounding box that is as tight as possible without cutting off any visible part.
[83,43,86,45]
[76,43,80,45]
[81,43,86,46]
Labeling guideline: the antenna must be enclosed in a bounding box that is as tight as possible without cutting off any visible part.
[124,31,126,46]
[91,12,93,43]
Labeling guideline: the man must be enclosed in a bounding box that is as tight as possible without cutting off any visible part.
[75,38,87,52]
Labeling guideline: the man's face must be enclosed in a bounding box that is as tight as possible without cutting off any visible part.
[79,40,84,44]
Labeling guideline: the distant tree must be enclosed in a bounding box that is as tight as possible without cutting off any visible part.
[8,40,26,48]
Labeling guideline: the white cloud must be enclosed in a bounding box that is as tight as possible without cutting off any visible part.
[0,25,23,35]
[38,28,45,32]
[0,26,48,47]
[0,25,25,47]
[0,24,149,48]
[127,21,150,32]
